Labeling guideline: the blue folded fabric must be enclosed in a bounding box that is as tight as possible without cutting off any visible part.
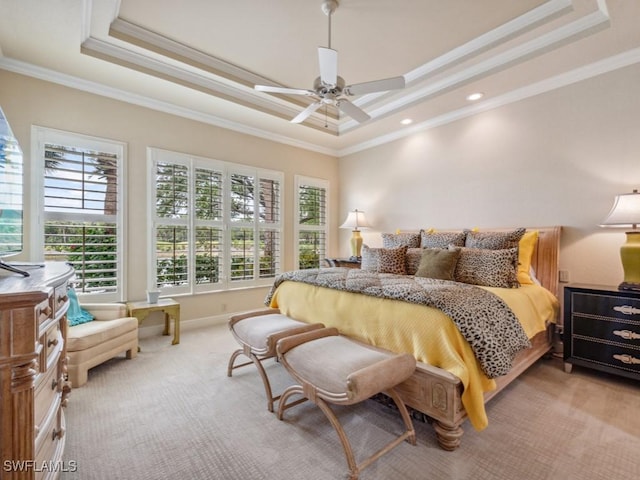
[67,288,94,327]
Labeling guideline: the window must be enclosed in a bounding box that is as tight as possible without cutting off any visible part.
[294,175,328,269]
[149,148,282,294]
[31,127,126,302]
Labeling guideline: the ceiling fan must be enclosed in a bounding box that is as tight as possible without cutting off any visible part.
[254,0,406,125]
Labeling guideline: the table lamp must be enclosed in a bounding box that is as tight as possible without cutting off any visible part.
[340,209,371,260]
[600,189,640,291]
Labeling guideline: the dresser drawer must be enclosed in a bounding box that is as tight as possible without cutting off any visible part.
[52,282,70,319]
[570,291,640,319]
[34,364,62,432]
[571,336,640,375]
[35,401,64,480]
[571,315,640,347]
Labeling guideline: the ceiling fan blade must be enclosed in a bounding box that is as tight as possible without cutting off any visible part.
[337,99,370,123]
[318,47,338,86]
[291,101,323,124]
[255,85,316,96]
[344,76,406,96]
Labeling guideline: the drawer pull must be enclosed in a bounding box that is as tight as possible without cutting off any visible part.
[39,306,53,318]
[57,293,69,303]
[613,329,640,341]
[613,354,640,365]
[48,337,59,347]
[52,427,65,440]
[51,378,59,390]
[613,305,640,316]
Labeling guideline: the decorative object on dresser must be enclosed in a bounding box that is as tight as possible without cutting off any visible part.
[0,262,74,479]
[563,284,640,381]
[339,209,371,260]
[600,189,640,291]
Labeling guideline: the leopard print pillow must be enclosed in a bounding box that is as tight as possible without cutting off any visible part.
[420,231,467,248]
[361,245,407,274]
[381,232,421,248]
[453,246,519,288]
[465,228,526,250]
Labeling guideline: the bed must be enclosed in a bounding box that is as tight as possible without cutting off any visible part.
[266,226,561,451]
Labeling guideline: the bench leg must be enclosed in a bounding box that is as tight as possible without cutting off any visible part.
[278,385,415,480]
[227,348,279,412]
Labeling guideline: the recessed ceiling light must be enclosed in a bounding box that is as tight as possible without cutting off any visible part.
[466,92,484,101]
[400,118,413,125]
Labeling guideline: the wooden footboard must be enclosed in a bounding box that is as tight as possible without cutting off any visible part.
[394,325,553,451]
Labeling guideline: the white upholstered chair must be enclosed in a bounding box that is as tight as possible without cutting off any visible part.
[66,303,138,387]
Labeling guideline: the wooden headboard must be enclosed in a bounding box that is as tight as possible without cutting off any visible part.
[528,226,561,298]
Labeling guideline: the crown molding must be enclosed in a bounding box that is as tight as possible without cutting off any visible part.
[0,56,338,156]
[338,47,640,157]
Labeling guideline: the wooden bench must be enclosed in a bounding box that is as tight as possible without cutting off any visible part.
[227,308,323,412]
[276,327,417,480]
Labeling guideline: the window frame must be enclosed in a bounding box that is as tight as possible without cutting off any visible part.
[293,175,329,270]
[148,148,284,295]
[30,126,127,303]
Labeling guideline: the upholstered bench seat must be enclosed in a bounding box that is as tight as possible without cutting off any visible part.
[276,327,417,480]
[227,308,324,412]
[67,304,138,387]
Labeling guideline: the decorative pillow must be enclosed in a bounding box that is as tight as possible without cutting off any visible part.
[420,230,466,248]
[464,228,526,250]
[517,230,538,285]
[361,245,407,274]
[453,247,519,288]
[66,288,94,327]
[405,248,423,275]
[381,232,421,248]
[415,248,461,281]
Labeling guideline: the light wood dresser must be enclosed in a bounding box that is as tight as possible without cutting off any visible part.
[0,262,74,479]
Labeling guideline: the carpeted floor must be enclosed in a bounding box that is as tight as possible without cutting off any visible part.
[60,323,639,480]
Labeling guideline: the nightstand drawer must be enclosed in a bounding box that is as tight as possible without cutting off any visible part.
[571,315,640,347]
[570,291,640,320]
[571,337,640,374]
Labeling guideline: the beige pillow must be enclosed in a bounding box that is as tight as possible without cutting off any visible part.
[415,248,461,280]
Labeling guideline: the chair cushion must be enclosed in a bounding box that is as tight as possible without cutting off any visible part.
[232,313,316,351]
[67,317,138,352]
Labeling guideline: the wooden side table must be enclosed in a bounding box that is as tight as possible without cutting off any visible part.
[127,298,181,345]
[324,258,361,269]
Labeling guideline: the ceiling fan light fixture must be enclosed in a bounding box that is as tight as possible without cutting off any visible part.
[253,0,405,125]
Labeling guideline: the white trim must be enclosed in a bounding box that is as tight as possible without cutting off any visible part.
[29,125,127,302]
[294,175,330,270]
[339,46,640,157]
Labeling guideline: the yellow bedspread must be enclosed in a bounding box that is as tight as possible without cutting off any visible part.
[268,281,558,431]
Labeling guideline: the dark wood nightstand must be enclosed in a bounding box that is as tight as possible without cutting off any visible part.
[324,258,361,269]
[563,284,640,381]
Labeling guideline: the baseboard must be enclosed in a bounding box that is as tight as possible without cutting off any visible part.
[137,312,229,339]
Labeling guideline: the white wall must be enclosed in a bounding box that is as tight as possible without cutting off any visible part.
[339,63,640,289]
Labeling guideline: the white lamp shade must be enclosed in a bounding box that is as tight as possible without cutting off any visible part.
[340,209,371,230]
[601,190,640,228]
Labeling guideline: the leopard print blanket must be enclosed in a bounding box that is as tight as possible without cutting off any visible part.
[265,268,531,378]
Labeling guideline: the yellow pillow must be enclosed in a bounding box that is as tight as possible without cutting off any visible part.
[517,230,538,285]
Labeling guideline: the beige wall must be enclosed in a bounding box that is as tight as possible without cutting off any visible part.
[339,63,640,290]
[0,70,339,322]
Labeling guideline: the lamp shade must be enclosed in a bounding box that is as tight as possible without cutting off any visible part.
[601,189,640,229]
[339,209,371,231]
